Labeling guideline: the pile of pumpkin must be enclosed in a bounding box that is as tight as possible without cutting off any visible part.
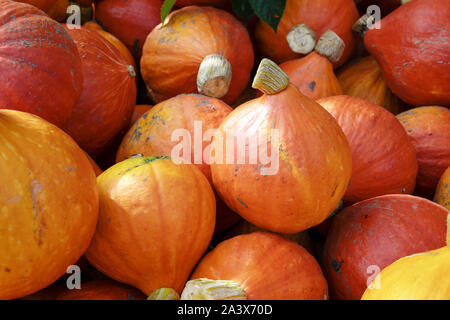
[0,0,449,301]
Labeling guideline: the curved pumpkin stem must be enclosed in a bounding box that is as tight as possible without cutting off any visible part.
[286,24,317,55]
[197,54,232,99]
[180,278,247,300]
[314,30,345,63]
[352,14,375,37]
[127,65,137,77]
[147,288,180,300]
[252,58,289,95]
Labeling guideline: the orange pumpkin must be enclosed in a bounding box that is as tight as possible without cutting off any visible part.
[0,0,83,128]
[279,30,344,100]
[56,280,146,300]
[140,6,254,105]
[85,156,216,296]
[62,26,137,158]
[94,0,162,60]
[84,152,103,177]
[83,21,137,70]
[211,59,352,234]
[321,194,448,300]
[396,106,450,198]
[337,56,404,114]
[356,0,450,106]
[317,95,418,204]
[254,0,359,67]
[116,94,232,183]
[0,110,99,300]
[183,232,328,300]
[434,166,450,210]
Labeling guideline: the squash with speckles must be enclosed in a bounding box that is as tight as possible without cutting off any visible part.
[85,156,216,296]
[0,0,83,127]
[0,110,99,300]
[321,194,448,300]
[434,167,450,210]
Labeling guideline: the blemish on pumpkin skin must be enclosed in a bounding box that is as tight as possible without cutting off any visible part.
[236,198,248,208]
[331,259,344,274]
[308,81,316,92]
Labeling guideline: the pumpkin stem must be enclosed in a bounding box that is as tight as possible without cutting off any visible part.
[197,54,232,99]
[148,288,180,300]
[252,58,289,95]
[314,30,345,63]
[127,65,136,77]
[180,278,247,300]
[286,24,317,55]
[352,14,377,38]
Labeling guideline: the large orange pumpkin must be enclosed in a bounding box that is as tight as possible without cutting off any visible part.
[183,232,328,300]
[140,6,254,105]
[317,95,418,204]
[0,110,99,300]
[434,166,450,210]
[356,0,450,106]
[0,0,83,128]
[396,106,450,198]
[336,56,404,115]
[320,194,448,300]
[211,59,352,234]
[56,280,146,300]
[85,156,216,296]
[94,0,162,60]
[254,0,359,67]
[62,26,137,158]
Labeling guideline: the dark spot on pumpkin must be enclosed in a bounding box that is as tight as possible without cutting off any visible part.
[364,214,368,219]
[128,293,135,300]
[331,259,344,274]
[133,39,139,54]
[308,81,316,92]
[236,198,248,208]
[5,268,11,273]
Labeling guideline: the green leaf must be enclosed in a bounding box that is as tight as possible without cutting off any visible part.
[161,0,177,25]
[231,0,254,20]
[248,0,286,33]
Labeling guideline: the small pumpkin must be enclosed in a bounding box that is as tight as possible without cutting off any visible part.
[83,20,137,70]
[62,26,137,158]
[396,106,450,198]
[0,110,99,300]
[279,30,344,100]
[254,0,359,67]
[362,213,450,300]
[211,59,352,234]
[337,55,404,114]
[354,0,450,106]
[181,232,328,300]
[316,95,418,204]
[0,0,83,127]
[94,0,163,60]
[140,6,254,105]
[434,166,450,210]
[56,280,146,300]
[85,156,216,296]
[321,194,448,300]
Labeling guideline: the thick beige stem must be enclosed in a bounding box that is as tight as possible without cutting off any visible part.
[148,288,180,300]
[197,54,232,99]
[352,14,375,37]
[180,278,247,300]
[286,24,317,55]
[252,58,289,95]
[314,30,345,63]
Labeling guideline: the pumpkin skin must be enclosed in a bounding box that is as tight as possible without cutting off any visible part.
[129,104,153,127]
[140,6,254,105]
[16,0,68,20]
[116,94,233,183]
[362,0,450,106]
[0,110,99,300]
[211,84,352,234]
[83,21,137,70]
[84,152,103,177]
[85,156,216,295]
[396,106,450,198]
[175,0,228,7]
[254,0,359,67]
[94,0,162,60]
[337,56,404,114]
[434,166,450,210]
[280,52,343,101]
[56,280,146,300]
[62,26,137,158]
[190,232,329,300]
[0,0,83,128]
[321,194,448,300]
[316,95,418,204]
